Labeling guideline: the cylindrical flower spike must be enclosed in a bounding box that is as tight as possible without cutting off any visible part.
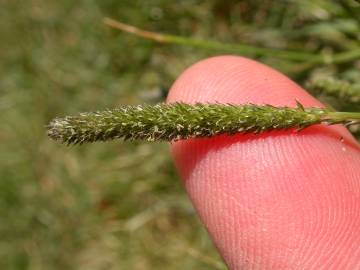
[47,102,359,145]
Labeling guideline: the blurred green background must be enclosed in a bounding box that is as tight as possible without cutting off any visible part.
[1,1,359,269]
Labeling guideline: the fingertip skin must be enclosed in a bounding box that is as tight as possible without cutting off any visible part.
[167,56,360,269]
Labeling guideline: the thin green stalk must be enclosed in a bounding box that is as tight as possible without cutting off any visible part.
[329,48,360,64]
[47,102,360,145]
[326,111,360,123]
[307,78,360,104]
[103,18,360,65]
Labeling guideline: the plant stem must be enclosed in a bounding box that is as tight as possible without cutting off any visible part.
[307,78,360,104]
[103,17,360,65]
[326,111,360,124]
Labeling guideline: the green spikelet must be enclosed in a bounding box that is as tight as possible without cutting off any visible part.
[47,102,359,145]
[307,78,360,104]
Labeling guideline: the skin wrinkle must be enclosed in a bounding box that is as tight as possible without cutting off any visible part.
[287,134,359,268]
[261,137,303,267]
[305,168,335,269]
[336,215,353,270]
[290,135,324,267]
[184,133,360,269]
[198,147,261,269]
[172,131,360,269]
[309,145,359,269]
[322,150,349,269]
[167,56,360,269]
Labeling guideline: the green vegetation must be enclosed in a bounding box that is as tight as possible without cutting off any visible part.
[1,1,359,269]
[47,103,360,145]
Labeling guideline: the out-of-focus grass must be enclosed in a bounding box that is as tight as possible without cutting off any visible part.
[0,1,359,269]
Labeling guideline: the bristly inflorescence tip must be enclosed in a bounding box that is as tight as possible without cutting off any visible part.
[47,102,360,145]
